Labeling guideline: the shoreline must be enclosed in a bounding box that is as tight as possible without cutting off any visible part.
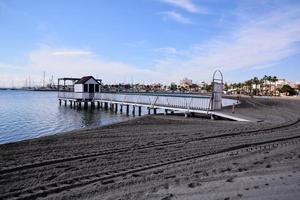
[1,97,300,199]
[0,90,239,145]
[0,114,151,146]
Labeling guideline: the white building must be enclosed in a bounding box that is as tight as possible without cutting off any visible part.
[74,76,101,93]
[180,78,193,90]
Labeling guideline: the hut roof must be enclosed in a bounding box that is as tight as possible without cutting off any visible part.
[75,76,101,84]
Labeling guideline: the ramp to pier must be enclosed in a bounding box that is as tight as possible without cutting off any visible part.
[211,111,261,122]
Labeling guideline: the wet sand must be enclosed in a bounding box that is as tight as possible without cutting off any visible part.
[0,97,300,200]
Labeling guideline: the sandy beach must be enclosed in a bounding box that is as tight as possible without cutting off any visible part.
[0,97,300,200]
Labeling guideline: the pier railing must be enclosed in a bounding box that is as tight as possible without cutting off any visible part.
[58,92,94,100]
[58,92,211,111]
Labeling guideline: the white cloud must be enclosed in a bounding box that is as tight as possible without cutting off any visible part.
[52,50,92,56]
[154,47,178,54]
[153,47,188,58]
[0,63,24,70]
[160,0,205,13]
[0,69,44,88]
[1,5,300,87]
[153,6,300,82]
[161,11,193,24]
[26,46,162,84]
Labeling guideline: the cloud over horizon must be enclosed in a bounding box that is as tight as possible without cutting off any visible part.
[26,46,160,83]
[152,5,300,82]
[1,1,300,87]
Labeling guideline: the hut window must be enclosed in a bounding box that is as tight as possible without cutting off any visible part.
[84,84,88,92]
[89,84,95,93]
[95,85,99,92]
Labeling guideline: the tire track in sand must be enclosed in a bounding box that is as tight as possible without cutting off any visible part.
[1,118,299,175]
[1,135,300,200]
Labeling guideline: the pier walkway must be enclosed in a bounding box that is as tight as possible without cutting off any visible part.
[58,92,249,121]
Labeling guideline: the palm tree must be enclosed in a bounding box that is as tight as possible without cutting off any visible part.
[237,82,245,94]
[260,76,267,95]
[224,83,229,91]
[252,77,260,95]
[271,76,278,95]
[245,79,253,95]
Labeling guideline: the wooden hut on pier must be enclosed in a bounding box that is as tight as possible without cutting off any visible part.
[58,76,102,102]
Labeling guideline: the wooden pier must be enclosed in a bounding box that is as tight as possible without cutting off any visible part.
[58,75,249,121]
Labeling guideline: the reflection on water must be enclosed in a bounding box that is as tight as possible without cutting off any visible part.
[0,90,139,144]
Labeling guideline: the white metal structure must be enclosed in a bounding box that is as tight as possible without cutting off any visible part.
[58,91,248,121]
[211,70,223,110]
[58,92,211,110]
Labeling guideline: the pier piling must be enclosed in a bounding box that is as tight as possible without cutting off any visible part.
[84,102,88,109]
[115,104,118,113]
[91,102,95,109]
[138,106,142,116]
[132,106,135,115]
[126,105,129,115]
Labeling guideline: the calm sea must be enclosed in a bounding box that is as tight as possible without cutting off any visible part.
[0,90,140,144]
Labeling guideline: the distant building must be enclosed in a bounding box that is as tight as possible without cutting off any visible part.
[150,83,163,90]
[180,78,193,90]
[198,81,209,93]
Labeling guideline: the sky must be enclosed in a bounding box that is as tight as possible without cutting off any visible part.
[0,0,300,87]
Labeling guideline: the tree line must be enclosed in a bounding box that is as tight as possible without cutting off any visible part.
[226,75,299,96]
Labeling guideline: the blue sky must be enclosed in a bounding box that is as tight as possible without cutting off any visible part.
[0,0,300,87]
